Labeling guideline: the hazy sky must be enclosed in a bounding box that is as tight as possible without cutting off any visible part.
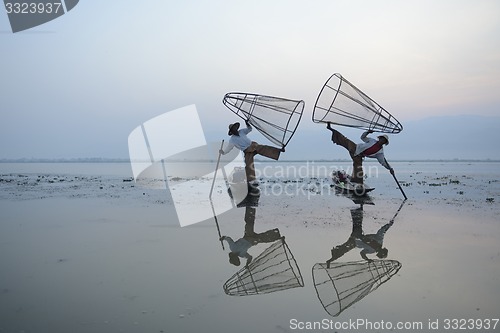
[1,0,499,159]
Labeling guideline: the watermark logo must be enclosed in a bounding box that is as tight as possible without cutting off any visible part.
[128,105,248,227]
[4,0,79,33]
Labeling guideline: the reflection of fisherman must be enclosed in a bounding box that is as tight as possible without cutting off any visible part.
[352,208,392,261]
[220,120,285,190]
[327,206,393,266]
[326,122,394,184]
[220,206,281,266]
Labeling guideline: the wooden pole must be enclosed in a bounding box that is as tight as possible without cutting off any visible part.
[209,140,225,250]
[209,140,224,199]
[392,172,408,200]
[210,199,225,250]
[385,158,407,200]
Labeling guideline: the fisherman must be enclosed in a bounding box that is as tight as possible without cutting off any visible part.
[220,120,285,191]
[326,122,394,184]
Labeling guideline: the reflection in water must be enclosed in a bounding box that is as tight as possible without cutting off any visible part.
[220,201,304,296]
[313,201,405,317]
[211,191,261,251]
[223,236,304,296]
[335,188,375,206]
[313,260,402,317]
[220,206,282,267]
[327,205,394,263]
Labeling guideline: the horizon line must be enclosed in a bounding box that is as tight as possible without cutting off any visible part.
[1,158,499,163]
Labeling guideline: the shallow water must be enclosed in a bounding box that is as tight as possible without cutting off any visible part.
[0,162,499,333]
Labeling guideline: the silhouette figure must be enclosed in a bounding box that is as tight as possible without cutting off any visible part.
[327,205,394,266]
[220,206,281,267]
[220,205,304,296]
[313,201,405,317]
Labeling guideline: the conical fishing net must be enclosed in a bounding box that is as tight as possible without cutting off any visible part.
[223,237,304,296]
[312,73,403,134]
[312,259,402,316]
[223,93,304,148]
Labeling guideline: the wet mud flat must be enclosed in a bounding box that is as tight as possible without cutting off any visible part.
[0,162,499,333]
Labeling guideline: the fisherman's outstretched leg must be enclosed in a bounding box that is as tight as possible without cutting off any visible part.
[245,141,281,162]
[253,229,281,244]
[327,123,364,184]
[327,125,357,156]
[253,143,281,160]
[327,238,356,266]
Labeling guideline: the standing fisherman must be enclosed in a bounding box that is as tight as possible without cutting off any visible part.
[220,120,285,191]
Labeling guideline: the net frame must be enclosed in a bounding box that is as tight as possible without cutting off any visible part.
[312,259,402,317]
[223,92,305,148]
[223,236,304,296]
[312,73,403,134]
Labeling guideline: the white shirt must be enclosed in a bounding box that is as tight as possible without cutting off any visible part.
[222,126,253,154]
[355,225,389,257]
[354,131,391,170]
[222,236,253,260]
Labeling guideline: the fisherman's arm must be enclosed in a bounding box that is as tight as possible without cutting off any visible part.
[360,130,373,142]
[244,253,253,267]
[378,156,395,174]
[219,236,237,250]
[220,142,235,155]
[240,120,252,135]
[219,236,230,244]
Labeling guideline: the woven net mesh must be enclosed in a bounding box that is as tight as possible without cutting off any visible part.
[312,73,403,134]
[223,93,304,148]
[223,237,304,296]
[312,259,402,316]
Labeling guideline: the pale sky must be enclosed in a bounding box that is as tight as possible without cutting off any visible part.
[1,0,499,159]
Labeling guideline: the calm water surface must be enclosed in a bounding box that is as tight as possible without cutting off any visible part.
[0,162,499,332]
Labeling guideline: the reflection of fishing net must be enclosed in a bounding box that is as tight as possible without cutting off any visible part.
[312,73,403,134]
[312,260,402,316]
[224,237,304,296]
[223,93,304,148]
